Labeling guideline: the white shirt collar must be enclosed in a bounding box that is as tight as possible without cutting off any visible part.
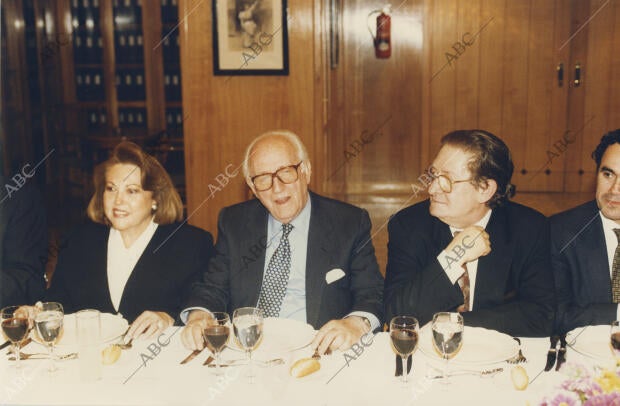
[449,208,493,235]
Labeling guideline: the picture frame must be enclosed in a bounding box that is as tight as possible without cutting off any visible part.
[212,0,289,75]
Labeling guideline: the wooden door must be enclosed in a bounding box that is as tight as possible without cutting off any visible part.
[324,0,425,196]
[565,0,620,192]
[423,0,572,193]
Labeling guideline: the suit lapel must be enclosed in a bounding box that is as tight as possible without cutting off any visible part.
[473,207,513,309]
[577,206,611,299]
[305,193,335,327]
[93,227,116,313]
[241,203,269,308]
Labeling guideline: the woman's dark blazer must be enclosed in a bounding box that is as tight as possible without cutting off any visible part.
[46,221,214,324]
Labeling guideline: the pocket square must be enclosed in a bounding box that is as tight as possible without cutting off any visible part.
[325,268,346,284]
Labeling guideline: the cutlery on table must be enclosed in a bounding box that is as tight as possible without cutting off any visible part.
[544,335,560,371]
[507,337,527,364]
[207,358,284,368]
[9,352,77,361]
[395,354,412,376]
[180,348,204,365]
[202,355,215,366]
[426,367,503,380]
[555,334,567,371]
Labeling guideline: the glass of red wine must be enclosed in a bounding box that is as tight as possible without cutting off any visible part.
[203,312,231,375]
[1,305,31,368]
[611,321,620,360]
[390,316,419,384]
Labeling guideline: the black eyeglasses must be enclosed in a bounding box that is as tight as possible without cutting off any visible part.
[428,166,473,193]
[251,162,303,191]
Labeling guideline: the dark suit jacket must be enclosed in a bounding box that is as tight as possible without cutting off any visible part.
[0,179,47,307]
[47,222,214,324]
[550,200,616,333]
[185,192,384,329]
[384,199,554,337]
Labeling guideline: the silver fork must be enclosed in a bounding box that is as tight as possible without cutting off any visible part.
[506,337,527,364]
[9,352,77,361]
[426,366,503,379]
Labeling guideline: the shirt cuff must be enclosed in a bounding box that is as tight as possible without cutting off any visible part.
[179,307,212,324]
[437,250,465,284]
[616,304,620,321]
[346,311,380,332]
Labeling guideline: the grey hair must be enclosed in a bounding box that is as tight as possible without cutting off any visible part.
[242,130,310,182]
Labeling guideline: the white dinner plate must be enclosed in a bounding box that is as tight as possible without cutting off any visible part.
[227,317,315,356]
[567,325,615,361]
[418,325,518,365]
[33,312,128,348]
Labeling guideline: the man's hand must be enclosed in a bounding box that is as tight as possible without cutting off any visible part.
[310,317,370,355]
[180,310,214,350]
[127,311,174,341]
[445,225,491,266]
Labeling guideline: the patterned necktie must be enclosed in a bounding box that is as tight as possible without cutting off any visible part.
[612,229,620,303]
[454,231,470,311]
[258,223,294,317]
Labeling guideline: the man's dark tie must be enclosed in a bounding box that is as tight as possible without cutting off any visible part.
[612,229,620,303]
[457,263,470,312]
[454,231,470,311]
[258,223,294,317]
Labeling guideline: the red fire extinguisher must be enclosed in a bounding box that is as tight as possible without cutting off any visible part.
[368,6,391,59]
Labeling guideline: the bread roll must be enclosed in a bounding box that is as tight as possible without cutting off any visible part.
[511,365,528,390]
[101,344,122,365]
[290,358,320,378]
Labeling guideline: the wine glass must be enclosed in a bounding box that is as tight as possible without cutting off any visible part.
[1,306,31,368]
[431,312,464,384]
[34,302,64,372]
[232,307,263,383]
[389,316,419,385]
[611,321,620,361]
[203,312,231,375]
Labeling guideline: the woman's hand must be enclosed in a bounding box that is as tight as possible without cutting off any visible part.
[127,311,174,341]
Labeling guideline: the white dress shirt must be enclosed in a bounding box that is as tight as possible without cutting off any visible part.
[598,212,620,319]
[437,209,493,310]
[107,218,158,311]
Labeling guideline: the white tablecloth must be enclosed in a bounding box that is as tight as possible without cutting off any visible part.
[0,327,612,405]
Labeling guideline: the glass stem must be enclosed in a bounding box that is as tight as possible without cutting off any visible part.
[215,350,221,374]
[401,355,407,384]
[48,343,55,372]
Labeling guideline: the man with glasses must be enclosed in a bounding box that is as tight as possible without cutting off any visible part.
[180,130,383,354]
[552,129,620,334]
[384,130,554,337]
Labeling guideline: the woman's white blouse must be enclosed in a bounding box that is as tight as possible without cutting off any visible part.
[106,219,158,311]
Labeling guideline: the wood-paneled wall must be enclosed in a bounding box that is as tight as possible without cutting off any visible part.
[180,0,324,234]
[181,0,620,236]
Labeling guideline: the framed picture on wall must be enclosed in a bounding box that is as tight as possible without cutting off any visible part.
[212,0,289,75]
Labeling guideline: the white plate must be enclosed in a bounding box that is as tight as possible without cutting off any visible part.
[418,325,518,365]
[567,325,615,361]
[33,312,128,348]
[227,317,315,356]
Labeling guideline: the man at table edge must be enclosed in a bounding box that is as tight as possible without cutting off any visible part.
[384,129,555,337]
[551,128,620,334]
[180,130,384,354]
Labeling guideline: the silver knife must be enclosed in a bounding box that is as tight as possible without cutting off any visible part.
[180,348,204,365]
[544,335,560,372]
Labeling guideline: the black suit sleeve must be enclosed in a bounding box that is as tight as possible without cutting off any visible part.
[184,208,232,312]
[1,183,47,306]
[347,209,384,323]
[463,219,555,337]
[384,214,464,326]
[552,232,616,333]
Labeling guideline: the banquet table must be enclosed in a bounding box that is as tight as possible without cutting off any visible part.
[0,322,614,406]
